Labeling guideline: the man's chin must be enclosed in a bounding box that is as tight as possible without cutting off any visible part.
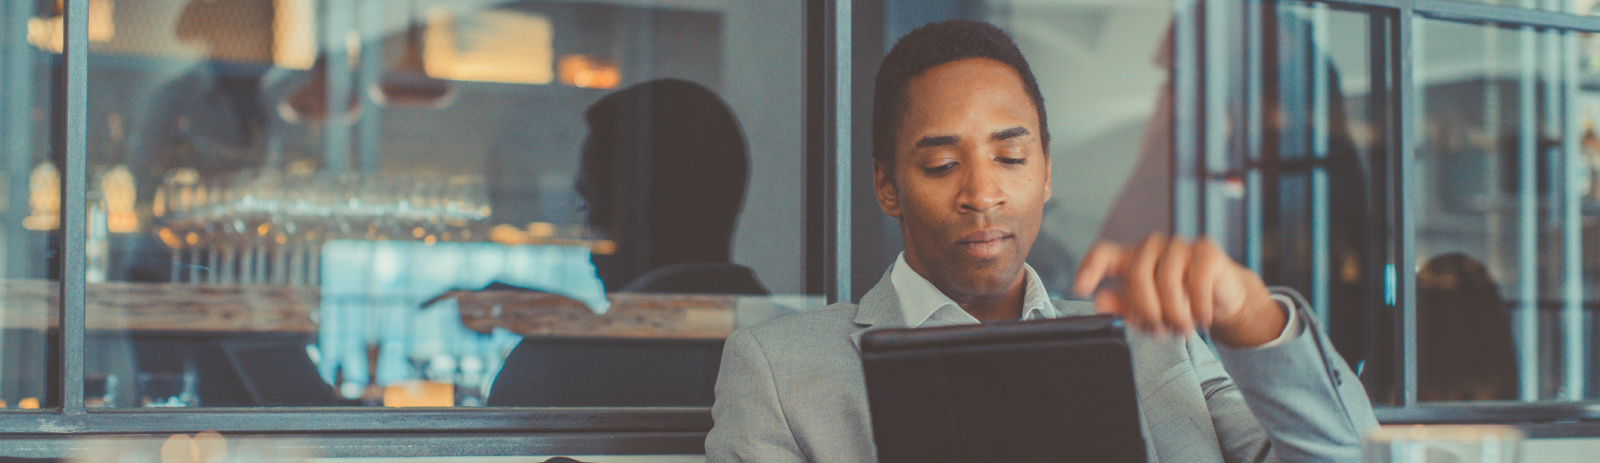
[943,265,1023,298]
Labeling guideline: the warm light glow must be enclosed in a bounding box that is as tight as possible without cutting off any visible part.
[18,397,38,409]
[102,164,138,233]
[558,54,622,89]
[424,9,554,85]
[153,188,166,217]
[158,227,181,250]
[273,0,316,69]
[26,0,115,54]
[527,222,554,238]
[383,380,454,407]
[489,223,616,255]
[24,162,59,231]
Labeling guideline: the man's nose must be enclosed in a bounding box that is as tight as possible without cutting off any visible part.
[956,162,1006,213]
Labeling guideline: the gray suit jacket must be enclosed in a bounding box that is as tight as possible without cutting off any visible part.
[706,270,1379,462]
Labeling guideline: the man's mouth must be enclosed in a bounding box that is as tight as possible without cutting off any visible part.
[956,230,1014,260]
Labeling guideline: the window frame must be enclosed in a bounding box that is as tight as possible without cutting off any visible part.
[1178,0,1600,424]
[0,0,846,457]
[15,0,1600,456]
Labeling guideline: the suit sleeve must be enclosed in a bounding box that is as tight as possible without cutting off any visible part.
[706,330,809,463]
[1195,287,1380,463]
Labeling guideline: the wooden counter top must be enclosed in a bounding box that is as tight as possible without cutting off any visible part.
[0,280,744,339]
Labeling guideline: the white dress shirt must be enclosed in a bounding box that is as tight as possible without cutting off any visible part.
[888,252,1301,347]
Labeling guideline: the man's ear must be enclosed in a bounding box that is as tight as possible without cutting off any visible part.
[874,161,902,218]
[1042,150,1052,202]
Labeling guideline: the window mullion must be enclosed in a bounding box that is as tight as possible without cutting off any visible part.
[1395,4,1419,408]
[59,0,90,418]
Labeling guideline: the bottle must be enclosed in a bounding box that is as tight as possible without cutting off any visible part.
[1583,108,1600,200]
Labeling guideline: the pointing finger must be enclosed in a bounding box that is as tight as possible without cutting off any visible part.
[1075,241,1130,298]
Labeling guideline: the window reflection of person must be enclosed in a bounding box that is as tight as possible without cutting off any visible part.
[1416,254,1517,401]
[120,0,288,282]
[576,78,768,295]
[443,79,767,319]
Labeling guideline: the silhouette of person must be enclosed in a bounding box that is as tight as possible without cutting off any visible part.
[1416,253,1518,401]
[482,80,763,408]
[576,78,767,295]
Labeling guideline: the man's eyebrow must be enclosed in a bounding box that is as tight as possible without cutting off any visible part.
[992,127,1029,141]
[914,135,959,148]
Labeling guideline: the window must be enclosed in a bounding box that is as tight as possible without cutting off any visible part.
[15,0,1600,457]
[0,0,60,414]
[1203,0,1600,412]
[3,0,822,456]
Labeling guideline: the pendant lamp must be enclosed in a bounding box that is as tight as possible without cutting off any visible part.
[372,3,455,108]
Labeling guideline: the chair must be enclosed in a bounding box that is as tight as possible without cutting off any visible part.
[486,336,724,407]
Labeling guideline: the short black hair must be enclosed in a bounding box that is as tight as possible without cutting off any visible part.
[872,20,1049,172]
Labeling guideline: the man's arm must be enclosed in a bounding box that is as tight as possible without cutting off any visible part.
[1077,234,1379,461]
[707,330,808,463]
[1192,288,1378,463]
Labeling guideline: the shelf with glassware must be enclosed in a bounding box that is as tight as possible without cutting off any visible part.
[5,166,808,409]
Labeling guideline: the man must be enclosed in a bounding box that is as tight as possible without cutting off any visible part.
[706,20,1377,462]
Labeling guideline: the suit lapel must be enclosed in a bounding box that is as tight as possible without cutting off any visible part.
[849,269,908,352]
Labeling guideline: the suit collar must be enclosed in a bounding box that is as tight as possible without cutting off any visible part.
[850,269,906,351]
[852,268,906,328]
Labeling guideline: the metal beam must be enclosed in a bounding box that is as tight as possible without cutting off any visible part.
[1394,2,1419,408]
[59,0,90,419]
[1,432,707,459]
[1173,0,1201,238]
[0,408,712,434]
[1417,0,1600,33]
[1517,19,1541,403]
[809,0,851,303]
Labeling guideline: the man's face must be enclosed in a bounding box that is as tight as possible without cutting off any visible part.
[875,57,1051,303]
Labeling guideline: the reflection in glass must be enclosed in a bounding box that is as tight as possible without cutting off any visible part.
[1,0,59,410]
[1272,2,1392,404]
[578,79,767,295]
[86,0,808,408]
[1416,254,1519,401]
[981,0,1174,299]
[1415,19,1586,401]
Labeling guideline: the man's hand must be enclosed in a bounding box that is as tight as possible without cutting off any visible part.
[1073,233,1287,348]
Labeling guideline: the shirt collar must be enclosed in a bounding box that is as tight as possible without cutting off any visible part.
[890,252,1057,328]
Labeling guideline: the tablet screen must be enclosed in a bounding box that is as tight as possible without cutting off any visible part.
[860,314,1148,463]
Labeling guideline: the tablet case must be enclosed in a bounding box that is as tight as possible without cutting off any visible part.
[860,314,1148,463]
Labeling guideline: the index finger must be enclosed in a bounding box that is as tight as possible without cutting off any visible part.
[1075,241,1130,298]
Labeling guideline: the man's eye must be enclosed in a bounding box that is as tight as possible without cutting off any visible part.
[923,163,956,175]
[999,157,1027,166]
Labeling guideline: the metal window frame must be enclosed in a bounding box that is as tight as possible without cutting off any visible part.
[1185,0,1600,421]
[0,0,847,456]
[17,0,1600,455]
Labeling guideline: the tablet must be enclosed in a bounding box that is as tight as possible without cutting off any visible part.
[859,314,1148,463]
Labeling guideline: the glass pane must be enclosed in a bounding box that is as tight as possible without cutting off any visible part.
[1272,2,1395,404]
[1003,1,1175,295]
[0,0,61,411]
[1415,19,1579,402]
[88,0,812,408]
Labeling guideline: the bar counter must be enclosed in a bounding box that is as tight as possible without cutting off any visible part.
[0,280,754,339]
